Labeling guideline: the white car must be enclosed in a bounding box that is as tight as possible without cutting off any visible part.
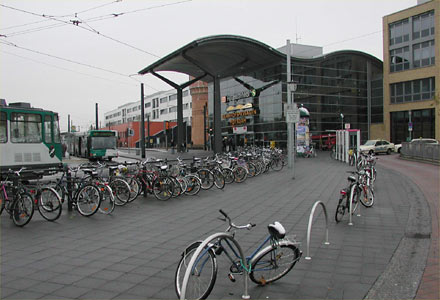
[360,139,395,155]
[396,138,438,153]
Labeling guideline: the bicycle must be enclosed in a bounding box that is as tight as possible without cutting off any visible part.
[335,170,374,223]
[175,210,302,299]
[24,170,63,221]
[0,168,35,227]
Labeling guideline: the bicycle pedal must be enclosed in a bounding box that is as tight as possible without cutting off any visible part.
[228,273,236,282]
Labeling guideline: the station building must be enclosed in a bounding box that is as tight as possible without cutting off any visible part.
[139,35,383,152]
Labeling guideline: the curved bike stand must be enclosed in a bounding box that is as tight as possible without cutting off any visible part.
[180,232,250,300]
[305,201,330,260]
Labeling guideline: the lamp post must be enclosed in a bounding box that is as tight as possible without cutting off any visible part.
[340,113,344,130]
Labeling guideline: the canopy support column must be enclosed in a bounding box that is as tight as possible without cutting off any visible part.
[151,71,207,152]
[213,77,222,154]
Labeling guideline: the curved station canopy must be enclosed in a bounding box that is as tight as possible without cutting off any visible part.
[138,35,285,81]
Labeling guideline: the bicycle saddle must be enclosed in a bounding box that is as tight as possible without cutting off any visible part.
[268,221,286,239]
[347,175,356,182]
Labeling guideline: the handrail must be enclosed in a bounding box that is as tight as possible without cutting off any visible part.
[305,201,330,260]
[180,232,250,300]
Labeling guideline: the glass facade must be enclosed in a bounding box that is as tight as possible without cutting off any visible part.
[389,10,435,72]
[390,108,435,144]
[208,52,383,148]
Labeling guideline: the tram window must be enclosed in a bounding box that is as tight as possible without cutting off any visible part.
[10,113,42,143]
[44,115,52,142]
[53,114,61,143]
[0,112,6,143]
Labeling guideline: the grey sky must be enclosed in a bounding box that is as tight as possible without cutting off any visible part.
[0,0,415,132]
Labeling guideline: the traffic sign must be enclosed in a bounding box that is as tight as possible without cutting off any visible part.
[286,106,300,123]
[408,122,413,131]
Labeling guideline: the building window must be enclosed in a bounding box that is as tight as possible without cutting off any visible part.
[0,112,7,143]
[145,102,151,108]
[389,18,409,46]
[183,103,189,110]
[169,94,177,101]
[183,90,189,97]
[160,109,167,115]
[390,77,435,104]
[169,107,177,113]
[413,10,435,40]
[413,40,435,68]
[160,97,167,104]
[152,98,158,108]
[390,46,410,72]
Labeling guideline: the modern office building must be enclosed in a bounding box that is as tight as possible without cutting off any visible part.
[382,0,439,143]
[104,87,192,127]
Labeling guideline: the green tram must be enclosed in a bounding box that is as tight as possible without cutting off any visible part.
[0,101,63,175]
[71,130,118,161]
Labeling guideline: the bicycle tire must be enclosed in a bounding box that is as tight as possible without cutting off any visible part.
[271,158,283,171]
[126,177,141,202]
[197,169,215,190]
[170,176,183,198]
[359,185,374,207]
[184,175,201,196]
[12,192,34,227]
[76,184,101,216]
[222,168,235,184]
[175,242,217,300]
[153,176,173,201]
[249,243,300,285]
[98,184,115,214]
[212,169,225,189]
[38,187,62,221]
[247,162,257,177]
[335,196,346,223]
[110,178,131,206]
[234,166,247,183]
[0,190,5,215]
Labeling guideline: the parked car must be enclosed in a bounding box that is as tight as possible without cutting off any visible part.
[360,139,395,155]
[396,138,438,153]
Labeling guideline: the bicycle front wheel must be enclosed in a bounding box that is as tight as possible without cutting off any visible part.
[175,242,217,300]
[335,195,346,223]
[153,177,173,201]
[222,168,235,184]
[12,192,34,227]
[0,189,5,215]
[359,185,374,207]
[76,184,101,216]
[212,169,225,189]
[197,169,214,190]
[250,243,300,285]
[38,187,62,221]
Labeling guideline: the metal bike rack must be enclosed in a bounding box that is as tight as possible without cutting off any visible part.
[348,184,361,226]
[305,201,330,260]
[180,232,250,300]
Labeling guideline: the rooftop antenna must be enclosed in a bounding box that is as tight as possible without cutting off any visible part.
[295,18,302,44]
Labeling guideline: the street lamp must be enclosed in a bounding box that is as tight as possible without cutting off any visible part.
[340,113,344,130]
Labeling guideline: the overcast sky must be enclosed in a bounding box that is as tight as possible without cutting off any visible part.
[1,0,416,131]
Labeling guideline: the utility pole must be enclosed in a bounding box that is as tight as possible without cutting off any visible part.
[140,83,146,158]
[68,115,71,133]
[95,103,99,130]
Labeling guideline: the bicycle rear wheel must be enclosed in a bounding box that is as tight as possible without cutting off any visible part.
[212,169,225,189]
[271,158,283,171]
[184,175,201,196]
[12,192,34,227]
[98,184,115,214]
[234,166,247,183]
[76,184,101,216]
[175,242,217,300]
[110,179,131,206]
[250,243,300,285]
[197,169,214,190]
[153,177,173,201]
[38,187,62,221]
[0,190,5,215]
[335,196,346,223]
[222,168,235,184]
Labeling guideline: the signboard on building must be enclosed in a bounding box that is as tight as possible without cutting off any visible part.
[233,126,247,134]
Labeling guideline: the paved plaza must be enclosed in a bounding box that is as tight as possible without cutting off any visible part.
[0,150,436,300]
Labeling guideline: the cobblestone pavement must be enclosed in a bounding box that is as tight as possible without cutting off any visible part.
[0,150,432,299]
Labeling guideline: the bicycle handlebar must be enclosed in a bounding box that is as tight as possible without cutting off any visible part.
[218,209,256,231]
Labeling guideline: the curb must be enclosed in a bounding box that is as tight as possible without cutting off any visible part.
[364,167,432,299]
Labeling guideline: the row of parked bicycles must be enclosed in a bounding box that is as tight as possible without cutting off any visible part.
[0,147,286,227]
[334,152,377,223]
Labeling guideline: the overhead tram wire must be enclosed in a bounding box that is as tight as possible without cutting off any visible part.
[0,40,158,91]
[1,49,139,87]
